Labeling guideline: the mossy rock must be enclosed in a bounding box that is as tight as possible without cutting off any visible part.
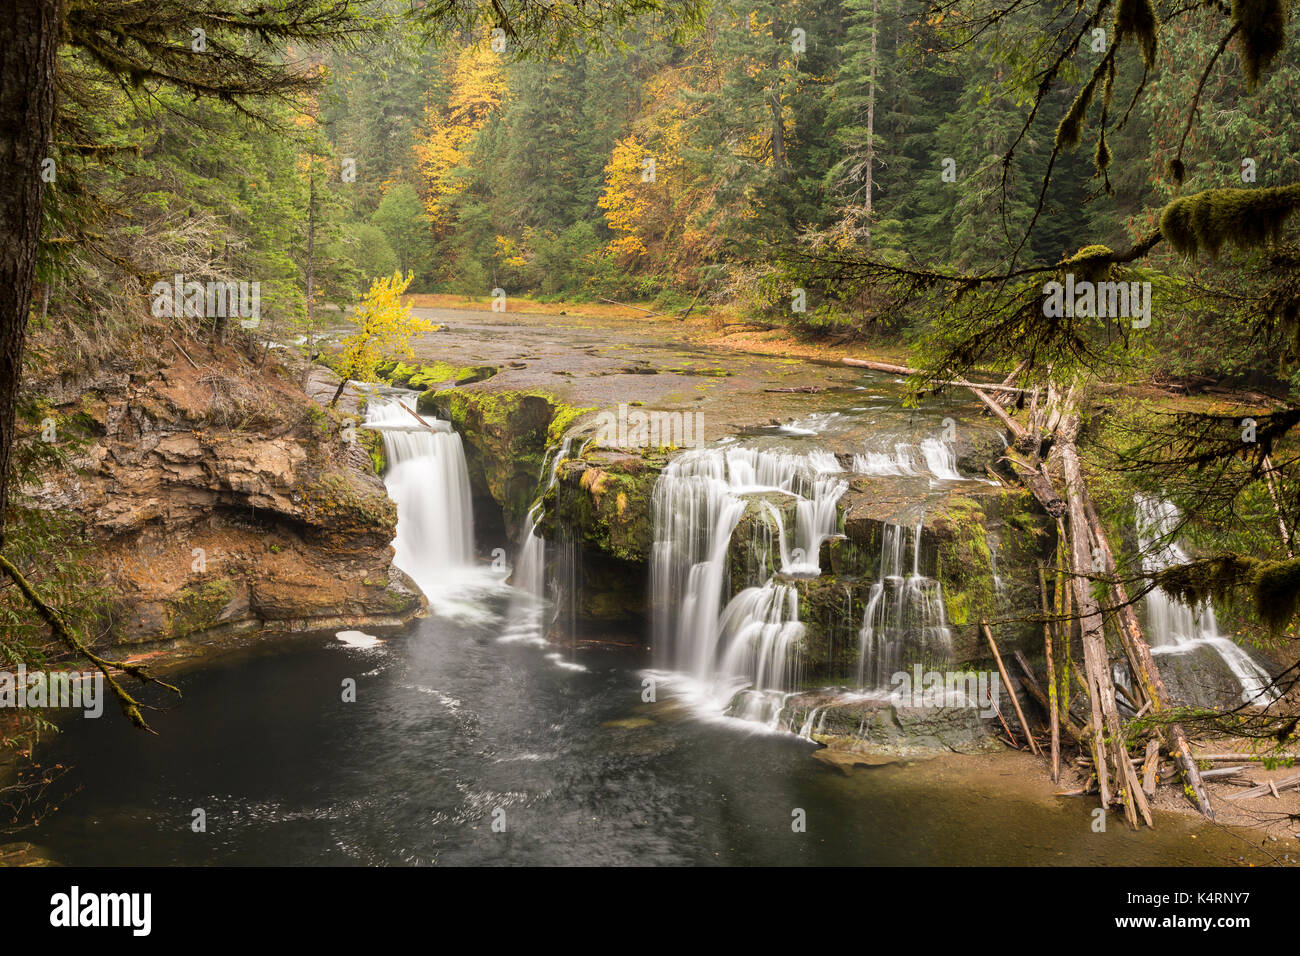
[163,577,238,638]
[771,691,1002,755]
[728,492,800,587]
[356,426,386,475]
[293,470,397,539]
[543,450,665,565]
[419,387,592,537]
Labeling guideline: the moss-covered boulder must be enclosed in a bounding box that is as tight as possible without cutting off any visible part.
[728,492,800,587]
[760,689,1003,756]
[787,576,865,682]
[377,360,498,389]
[162,577,240,639]
[543,450,665,565]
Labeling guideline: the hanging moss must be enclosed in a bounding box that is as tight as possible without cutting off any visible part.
[1152,553,1256,607]
[1094,132,1112,173]
[1158,184,1300,257]
[1115,0,1159,66]
[1232,0,1288,89]
[1153,553,1300,632]
[1252,558,1300,630]
[1055,71,1099,150]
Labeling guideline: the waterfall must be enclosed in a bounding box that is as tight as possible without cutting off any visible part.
[364,394,475,599]
[649,445,844,713]
[501,436,587,647]
[853,438,962,481]
[856,522,954,691]
[1136,495,1278,705]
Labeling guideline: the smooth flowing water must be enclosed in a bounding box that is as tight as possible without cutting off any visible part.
[29,614,1263,866]
[1136,495,1278,705]
[857,522,954,690]
[19,391,1276,866]
[366,395,475,596]
[649,445,845,713]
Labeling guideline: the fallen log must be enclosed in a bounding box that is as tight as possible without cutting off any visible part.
[841,358,1030,395]
[992,361,1029,408]
[1036,566,1062,783]
[598,296,668,318]
[1059,424,1152,828]
[1224,772,1300,801]
[1142,739,1161,796]
[1081,495,1214,821]
[1013,648,1088,747]
[1193,753,1300,762]
[1198,767,1248,780]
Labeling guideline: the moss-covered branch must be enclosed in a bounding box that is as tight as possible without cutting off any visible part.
[0,552,181,732]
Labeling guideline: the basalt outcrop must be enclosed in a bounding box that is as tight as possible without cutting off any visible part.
[23,338,423,648]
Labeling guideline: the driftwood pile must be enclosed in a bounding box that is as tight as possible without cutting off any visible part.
[842,358,1289,828]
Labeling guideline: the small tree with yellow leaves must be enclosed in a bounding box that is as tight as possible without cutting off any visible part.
[329,271,435,407]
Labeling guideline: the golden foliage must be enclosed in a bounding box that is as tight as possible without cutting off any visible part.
[333,271,436,395]
[414,43,507,225]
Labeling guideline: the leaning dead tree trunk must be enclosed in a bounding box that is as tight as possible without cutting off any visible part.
[947,369,1163,826]
[1057,424,1152,829]
[860,356,1219,826]
[1081,497,1214,819]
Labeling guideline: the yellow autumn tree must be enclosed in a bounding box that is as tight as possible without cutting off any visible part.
[596,68,722,283]
[414,43,507,227]
[598,137,653,261]
[329,271,435,406]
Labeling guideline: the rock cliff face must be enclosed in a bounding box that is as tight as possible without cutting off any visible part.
[26,339,423,647]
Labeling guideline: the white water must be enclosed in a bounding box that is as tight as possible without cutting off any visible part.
[1136,495,1278,705]
[500,436,589,649]
[856,522,954,690]
[853,438,962,481]
[365,394,487,617]
[650,445,844,715]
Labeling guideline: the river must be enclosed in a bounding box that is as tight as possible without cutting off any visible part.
[21,309,1281,866]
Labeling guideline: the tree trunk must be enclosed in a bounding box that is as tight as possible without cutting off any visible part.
[863,0,877,248]
[1082,495,1215,819]
[0,0,61,548]
[1059,429,1153,828]
[768,91,789,184]
[306,164,316,329]
[768,21,790,185]
[329,375,348,409]
[1038,565,1062,781]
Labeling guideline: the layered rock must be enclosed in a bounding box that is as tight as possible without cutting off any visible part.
[25,340,423,647]
[772,690,1003,756]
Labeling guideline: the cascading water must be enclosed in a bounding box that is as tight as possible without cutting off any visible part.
[365,395,475,599]
[1136,495,1278,705]
[501,436,587,649]
[853,438,962,481]
[856,522,953,690]
[650,445,845,717]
